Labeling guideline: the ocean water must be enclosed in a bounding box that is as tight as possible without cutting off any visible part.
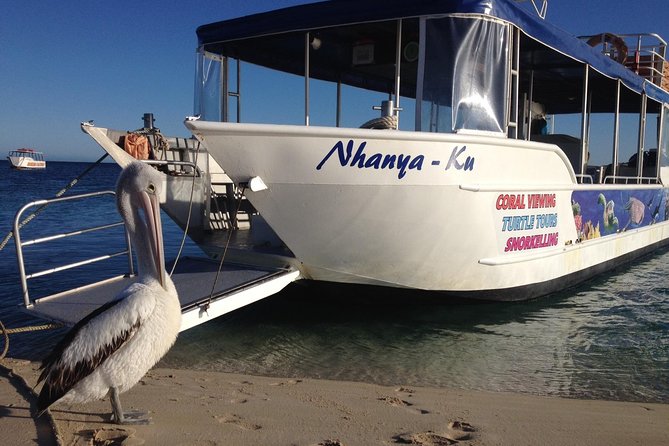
[0,160,667,403]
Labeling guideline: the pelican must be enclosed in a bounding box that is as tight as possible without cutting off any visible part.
[36,161,182,424]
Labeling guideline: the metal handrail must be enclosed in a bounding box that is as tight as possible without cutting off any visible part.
[20,221,125,247]
[27,251,130,280]
[141,159,202,177]
[581,33,667,87]
[618,33,667,87]
[603,175,658,184]
[13,190,134,308]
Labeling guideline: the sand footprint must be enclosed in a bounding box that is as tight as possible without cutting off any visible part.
[270,379,303,386]
[76,427,145,446]
[392,431,455,445]
[445,421,475,441]
[378,396,430,414]
[379,396,413,407]
[392,421,475,444]
[395,386,415,394]
[214,413,262,430]
[228,397,249,404]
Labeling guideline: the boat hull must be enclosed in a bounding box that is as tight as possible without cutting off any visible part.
[186,121,669,300]
[8,156,46,169]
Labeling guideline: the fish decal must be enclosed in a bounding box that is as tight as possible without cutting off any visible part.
[623,197,645,231]
[598,193,619,233]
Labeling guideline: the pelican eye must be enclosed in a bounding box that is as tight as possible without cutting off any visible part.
[147,183,156,194]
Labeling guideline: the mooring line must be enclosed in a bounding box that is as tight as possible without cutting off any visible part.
[0,320,63,361]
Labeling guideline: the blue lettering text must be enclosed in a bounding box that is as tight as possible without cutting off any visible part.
[317,140,424,179]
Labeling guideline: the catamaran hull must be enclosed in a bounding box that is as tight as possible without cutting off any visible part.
[187,121,669,300]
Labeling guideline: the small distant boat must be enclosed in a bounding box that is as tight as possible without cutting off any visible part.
[7,148,46,169]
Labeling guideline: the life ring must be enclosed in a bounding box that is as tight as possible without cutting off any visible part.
[586,33,628,64]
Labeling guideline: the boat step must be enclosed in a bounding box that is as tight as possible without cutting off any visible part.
[23,256,300,332]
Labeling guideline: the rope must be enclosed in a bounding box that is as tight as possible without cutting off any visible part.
[169,139,201,276]
[126,127,200,277]
[153,132,170,162]
[159,134,170,160]
[0,359,62,445]
[359,114,398,130]
[0,320,62,361]
[129,127,169,162]
[0,321,7,361]
[0,153,109,251]
[201,184,248,313]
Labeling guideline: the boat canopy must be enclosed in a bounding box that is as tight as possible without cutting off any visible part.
[8,149,44,159]
[196,0,669,106]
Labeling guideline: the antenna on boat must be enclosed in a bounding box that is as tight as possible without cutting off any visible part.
[515,0,548,19]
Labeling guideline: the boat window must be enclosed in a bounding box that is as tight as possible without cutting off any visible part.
[420,17,508,134]
[306,19,419,129]
[616,89,642,181]
[661,106,669,175]
[518,31,588,176]
[587,111,615,181]
[194,50,224,122]
[514,25,669,184]
[642,98,661,179]
[196,19,419,129]
[580,73,618,182]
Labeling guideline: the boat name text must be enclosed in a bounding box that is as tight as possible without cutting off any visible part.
[316,140,475,179]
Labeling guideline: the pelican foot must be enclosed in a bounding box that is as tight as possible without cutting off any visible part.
[113,409,152,425]
[109,386,151,425]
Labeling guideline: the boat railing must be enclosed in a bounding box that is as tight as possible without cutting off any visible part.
[149,135,203,176]
[581,33,667,91]
[8,150,44,161]
[575,174,594,184]
[104,125,203,176]
[13,190,133,309]
[603,175,658,185]
[141,159,202,177]
[619,33,668,90]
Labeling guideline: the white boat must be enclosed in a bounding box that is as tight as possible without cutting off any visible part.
[7,148,46,169]
[180,0,669,300]
[15,0,669,338]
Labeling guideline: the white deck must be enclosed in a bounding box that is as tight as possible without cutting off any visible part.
[24,257,299,332]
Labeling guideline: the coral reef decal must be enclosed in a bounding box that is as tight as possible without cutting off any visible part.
[571,189,668,241]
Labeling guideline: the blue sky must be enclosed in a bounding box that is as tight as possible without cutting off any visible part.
[1,0,667,161]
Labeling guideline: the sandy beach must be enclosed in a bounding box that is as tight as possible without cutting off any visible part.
[1,357,667,446]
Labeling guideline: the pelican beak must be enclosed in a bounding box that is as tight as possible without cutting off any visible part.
[140,190,166,290]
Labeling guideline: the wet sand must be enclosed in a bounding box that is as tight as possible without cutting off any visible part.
[1,357,667,445]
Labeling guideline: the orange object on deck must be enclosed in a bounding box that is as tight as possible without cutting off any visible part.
[123,133,150,160]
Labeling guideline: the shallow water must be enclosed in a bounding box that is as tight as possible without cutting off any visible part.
[1,161,667,403]
[163,262,669,403]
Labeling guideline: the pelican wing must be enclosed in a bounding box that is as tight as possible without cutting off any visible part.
[37,283,156,413]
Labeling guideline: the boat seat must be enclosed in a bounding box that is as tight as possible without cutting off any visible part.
[532,134,584,172]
